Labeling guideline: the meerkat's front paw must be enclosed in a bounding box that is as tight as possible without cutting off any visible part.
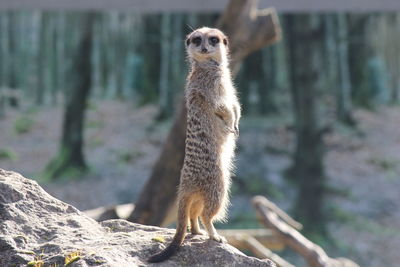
[228,127,236,134]
[209,234,227,243]
[234,125,239,137]
[223,124,236,135]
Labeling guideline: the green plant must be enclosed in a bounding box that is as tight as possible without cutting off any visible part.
[152,236,166,243]
[14,115,34,134]
[27,260,44,267]
[27,254,44,267]
[86,120,104,129]
[368,156,398,171]
[64,251,81,266]
[0,148,17,161]
[88,137,104,147]
[328,205,355,223]
[117,150,144,163]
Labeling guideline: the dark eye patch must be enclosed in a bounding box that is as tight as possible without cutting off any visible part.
[191,36,202,46]
[209,36,219,46]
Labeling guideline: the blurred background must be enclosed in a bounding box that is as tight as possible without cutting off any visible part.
[0,0,400,266]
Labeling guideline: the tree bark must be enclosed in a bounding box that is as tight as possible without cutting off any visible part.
[129,0,281,226]
[44,13,95,180]
[49,14,59,105]
[260,46,279,114]
[7,11,19,107]
[157,13,172,120]
[114,14,128,99]
[385,13,400,104]
[137,15,161,104]
[347,14,375,108]
[36,12,49,105]
[0,16,4,118]
[286,14,328,236]
[336,14,355,125]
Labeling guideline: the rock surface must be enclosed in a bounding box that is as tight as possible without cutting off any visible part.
[0,169,276,267]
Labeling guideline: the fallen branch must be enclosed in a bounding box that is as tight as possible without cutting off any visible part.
[252,196,359,267]
[218,228,293,267]
[253,195,303,231]
[243,236,294,267]
[219,228,283,251]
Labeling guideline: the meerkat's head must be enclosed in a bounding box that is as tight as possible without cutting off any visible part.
[185,27,229,65]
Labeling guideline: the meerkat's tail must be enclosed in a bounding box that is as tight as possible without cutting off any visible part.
[147,195,191,263]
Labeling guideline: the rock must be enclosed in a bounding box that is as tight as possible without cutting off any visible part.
[0,169,276,267]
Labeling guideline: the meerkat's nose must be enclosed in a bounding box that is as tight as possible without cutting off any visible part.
[201,48,208,53]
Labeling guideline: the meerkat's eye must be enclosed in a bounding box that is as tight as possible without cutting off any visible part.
[209,36,220,46]
[192,37,202,46]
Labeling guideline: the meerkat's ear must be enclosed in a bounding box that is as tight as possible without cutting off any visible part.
[223,37,229,46]
[186,38,191,46]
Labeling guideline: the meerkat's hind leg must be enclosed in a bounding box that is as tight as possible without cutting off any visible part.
[190,218,206,235]
[201,189,227,243]
[189,200,206,235]
[201,215,227,243]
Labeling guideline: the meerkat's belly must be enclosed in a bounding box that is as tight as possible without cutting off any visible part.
[184,110,235,180]
[220,133,236,173]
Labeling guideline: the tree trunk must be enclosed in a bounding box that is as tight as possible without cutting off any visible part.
[36,12,49,106]
[55,13,67,101]
[387,14,400,104]
[114,14,128,99]
[157,13,172,120]
[137,15,161,104]
[170,14,184,112]
[44,13,95,180]
[336,14,355,125]
[0,15,4,118]
[49,14,58,105]
[286,14,327,237]
[129,0,281,226]
[348,14,375,108]
[99,15,110,97]
[260,45,279,114]
[7,11,19,107]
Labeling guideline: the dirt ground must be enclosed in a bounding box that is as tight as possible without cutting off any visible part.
[1,100,399,266]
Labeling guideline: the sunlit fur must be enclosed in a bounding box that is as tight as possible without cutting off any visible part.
[148,27,241,263]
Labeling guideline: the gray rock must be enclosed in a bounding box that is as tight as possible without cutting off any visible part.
[0,169,275,267]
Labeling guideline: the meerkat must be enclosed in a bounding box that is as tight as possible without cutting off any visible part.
[148,27,241,263]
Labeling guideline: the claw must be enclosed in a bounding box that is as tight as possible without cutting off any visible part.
[234,125,239,137]
[210,234,227,243]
